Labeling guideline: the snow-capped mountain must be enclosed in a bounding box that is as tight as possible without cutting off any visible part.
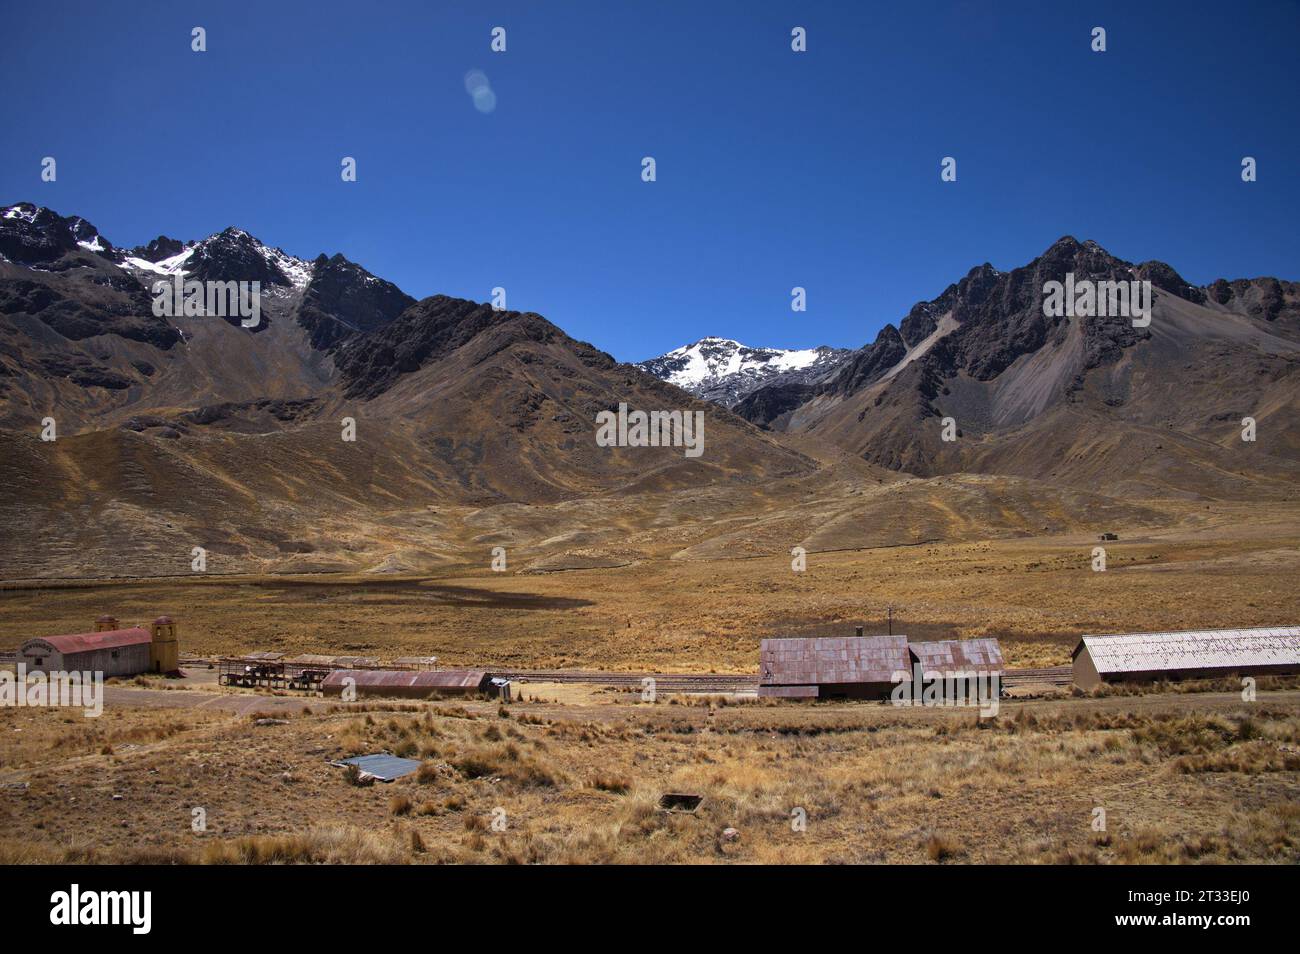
[638,337,851,407]
[1,202,315,290]
[1,200,411,345]
[121,226,314,290]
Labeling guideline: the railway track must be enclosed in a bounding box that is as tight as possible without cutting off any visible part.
[499,669,760,692]
[1001,665,1072,687]
[174,660,1074,692]
[500,664,1074,692]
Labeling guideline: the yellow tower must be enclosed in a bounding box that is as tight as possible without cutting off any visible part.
[94,614,119,632]
[149,615,179,673]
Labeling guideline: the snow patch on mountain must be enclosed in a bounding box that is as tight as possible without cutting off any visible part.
[638,337,851,407]
[259,244,313,289]
[121,246,196,276]
[2,205,39,223]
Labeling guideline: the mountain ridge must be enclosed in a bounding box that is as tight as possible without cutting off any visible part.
[3,204,1297,516]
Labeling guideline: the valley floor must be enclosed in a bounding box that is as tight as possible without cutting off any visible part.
[2,504,1298,864]
[2,683,1298,864]
[2,503,1297,671]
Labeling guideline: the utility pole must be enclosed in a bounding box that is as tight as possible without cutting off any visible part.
[887,605,894,636]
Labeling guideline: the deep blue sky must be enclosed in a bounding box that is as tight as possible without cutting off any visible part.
[2,1,1297,362]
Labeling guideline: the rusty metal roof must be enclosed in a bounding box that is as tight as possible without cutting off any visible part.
[909,638,1004,673]
[25,627,151,654]
[760,635,910,686]
[1075,626,1300,675]
[320,669,490,691]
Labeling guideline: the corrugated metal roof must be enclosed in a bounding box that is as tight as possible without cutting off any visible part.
[1076,626,1300,675]
[909,638,1004,673]
[760,636,910,686]
[286,654,336,667]
[25,627,151,654]
[320,669,490,691]
[339,754,421,782]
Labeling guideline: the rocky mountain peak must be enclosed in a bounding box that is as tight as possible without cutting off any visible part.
[1,202,115,266]
[128,236,187,263]
[181,227,304,288]
[292,252,416,350]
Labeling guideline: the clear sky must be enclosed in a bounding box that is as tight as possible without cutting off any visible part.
[2,1,1297,362]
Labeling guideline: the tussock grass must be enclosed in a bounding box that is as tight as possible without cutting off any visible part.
[201,827,409,864]
[451,742,562,788]
[6,684,1300,865]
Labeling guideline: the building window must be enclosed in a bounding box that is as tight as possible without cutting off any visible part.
[35,657,44,666]
[111,651,119,659]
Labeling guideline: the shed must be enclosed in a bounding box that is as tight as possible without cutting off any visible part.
[759,635,910,699]
[320,669,501,700]
[1071,626,1300,689]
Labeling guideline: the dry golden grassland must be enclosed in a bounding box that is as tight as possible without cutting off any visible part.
[2,688,1299,865]
[1,510,1297,672]
[2,505,1297,864]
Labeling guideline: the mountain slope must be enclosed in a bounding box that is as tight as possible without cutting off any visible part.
[293,253,415,350]
[0,203,817,576]
[735,237,1300,499]
[332,296,813,501]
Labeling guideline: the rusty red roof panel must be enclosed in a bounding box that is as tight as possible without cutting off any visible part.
[759,636,910,686]
[30,628,151,654]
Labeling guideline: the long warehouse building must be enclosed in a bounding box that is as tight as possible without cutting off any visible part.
[1071,626,1300,689]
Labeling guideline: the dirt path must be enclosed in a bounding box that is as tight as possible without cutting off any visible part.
[101,685,334,716]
